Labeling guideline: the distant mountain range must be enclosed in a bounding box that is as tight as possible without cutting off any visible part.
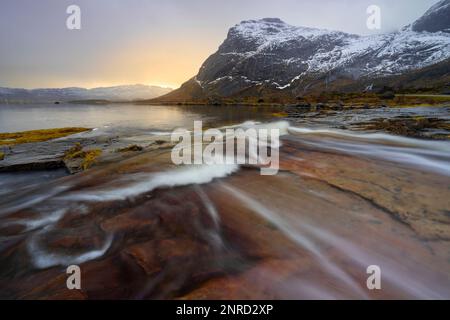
[155,0,450,102]
[0,84,172,103]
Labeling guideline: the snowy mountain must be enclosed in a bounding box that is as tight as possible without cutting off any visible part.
[0,84,172,103]
[157,0,450,101]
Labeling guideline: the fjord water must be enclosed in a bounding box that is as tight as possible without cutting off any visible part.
[0,103,278,132]
[0,104,449,299]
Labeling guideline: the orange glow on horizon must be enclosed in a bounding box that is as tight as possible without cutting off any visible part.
[3,38,217,90]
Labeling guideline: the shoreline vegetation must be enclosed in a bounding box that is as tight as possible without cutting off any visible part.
[2,91,449,108]
[136,93,450,107]
[63,143,103,171]
[0,127,90,146]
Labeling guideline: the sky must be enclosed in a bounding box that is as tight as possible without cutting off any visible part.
[0,0,440,89]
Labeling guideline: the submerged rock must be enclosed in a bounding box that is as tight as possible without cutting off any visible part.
[117,144,144,153]
[357,116,450,139]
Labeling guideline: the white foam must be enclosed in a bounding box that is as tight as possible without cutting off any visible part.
[28,230,113,269]
[221,120,290,136]
[7,208,67,232]
[60,162,239,202]
[148,131,172,136]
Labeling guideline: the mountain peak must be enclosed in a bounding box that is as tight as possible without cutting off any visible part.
[232,17,292,35]
[411,0,450,33]
[229,17,335,44]
[238,18,286,25]
[258,17,285,24]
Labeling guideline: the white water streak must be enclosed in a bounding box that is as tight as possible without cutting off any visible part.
[28,230,113,269]
[220,183,369,298]
[60,163,239,202]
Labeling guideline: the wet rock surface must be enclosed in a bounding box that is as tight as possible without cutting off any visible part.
[0,131,449,299]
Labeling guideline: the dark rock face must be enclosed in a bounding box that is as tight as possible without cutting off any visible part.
[195,18,354,96]
[196,15,450,97]
[411,0,450,33]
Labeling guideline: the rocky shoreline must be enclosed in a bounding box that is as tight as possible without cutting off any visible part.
[0,104,449,175]
[0,128,175,174]
[283,104,450,140]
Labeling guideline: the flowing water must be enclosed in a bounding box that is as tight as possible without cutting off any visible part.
[0,104,449,299]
